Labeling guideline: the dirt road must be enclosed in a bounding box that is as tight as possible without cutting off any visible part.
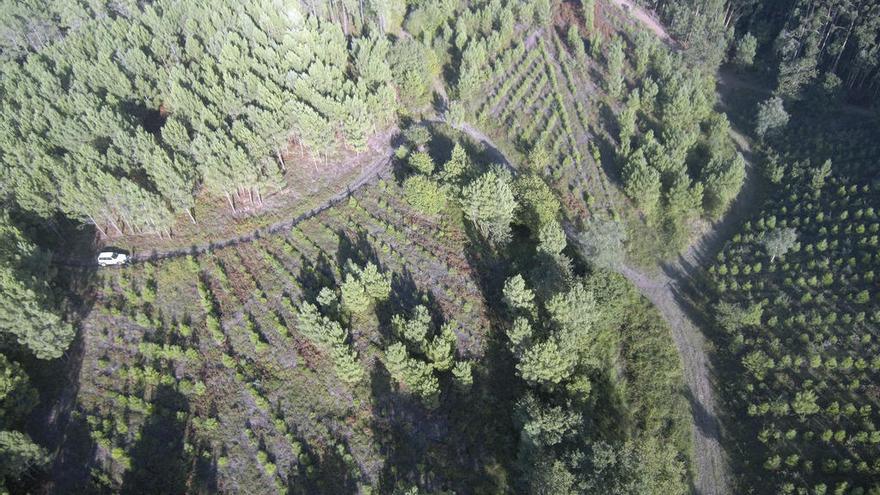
[608,0,674,44]
[453,103,747,493]
[619,128,759,495]
[55,151,393,268]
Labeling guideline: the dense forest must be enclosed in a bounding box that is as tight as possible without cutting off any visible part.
[0,0,877,493]
[0,0,398,235]
[640,0,880,101]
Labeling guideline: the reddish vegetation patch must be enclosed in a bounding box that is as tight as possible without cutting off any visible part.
[555,0,583,31]
[293,337,322,370]
[554,0,618,39]
[562,191,591,222]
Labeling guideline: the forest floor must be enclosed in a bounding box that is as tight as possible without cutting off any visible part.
[130,152,394,263]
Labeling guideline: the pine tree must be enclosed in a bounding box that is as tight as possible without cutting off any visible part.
[733,32,757,67]
[702,153,746,218]
[440,143,471,183]
[403,175,447,216]
[791,390,820,418]
[577,218,627,270]
[296,302,348,348]
[507,317,535,354]
[296,301,365,385]
[617,91,640,157]
[810,159,832,191]
[392,305,432,352]
[0,214,73,360]
[742,350,775,381]
[514,175,560,235]
[353,34,393,86]
[775,30,819,99]
[622,149,662,219]
[761,228,798,262]
[340,262,391,316]
[408,152,436,175]
[331,346,365,385]
[458,40,489,100]
[452,361,473,389]
[567,25,586,62]
[516,393,581,448]
[0,355,38,426]
[462,169,518,245]
[504,275,537,314]
[0,430,48,485]
[427,323,457,371]
[537,221,567,256]
[582,0,596,37]
[664,172,704,221]
[755,97,789,138]
[632,31,654,77]
[606,36,626,98]
[517,339,577,387]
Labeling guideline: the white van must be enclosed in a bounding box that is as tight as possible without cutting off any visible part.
[97,251,129,266]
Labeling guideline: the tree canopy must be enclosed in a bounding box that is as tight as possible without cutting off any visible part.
[0,1,399,235]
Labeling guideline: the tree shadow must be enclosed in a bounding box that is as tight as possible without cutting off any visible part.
[335,228,380,271]
[120,384,191,494]
[30,332,96,493]
[715,67,769,136]
[682,386,722,443]
[369,363,424,491]
[460,221,510,319]
[296,252,335,304]
[26,250,100,491]
[286,435,359,495]
[357,219,521,492]
[427,127,455,166]
[368,353,517,493]
[432,90,449,123]
[592,115,624,187]
[392,267,444,319]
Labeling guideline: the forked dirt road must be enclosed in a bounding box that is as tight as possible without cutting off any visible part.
[459,1,743,489]
[603,1,751,492]
[608,0,674,44]
[458,112,741,493]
